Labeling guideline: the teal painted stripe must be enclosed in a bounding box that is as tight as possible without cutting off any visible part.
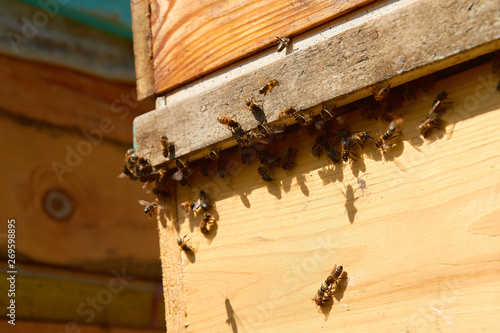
[14,0,133,40]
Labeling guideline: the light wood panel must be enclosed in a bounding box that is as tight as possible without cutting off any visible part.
[158,62,500,331]
[0,53,153,144]
[0,112,161,279]
[148,0,376,95]
[0,263,165,329]
[134,0,500,166]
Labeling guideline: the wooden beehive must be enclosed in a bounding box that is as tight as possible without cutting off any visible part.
[131,0,500,331]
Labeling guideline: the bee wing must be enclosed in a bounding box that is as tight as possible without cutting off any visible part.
[158,205,168,210]
[138,200,150,207]
[171,170,184,181]
[118,172,127,179]
[193,198,202,212]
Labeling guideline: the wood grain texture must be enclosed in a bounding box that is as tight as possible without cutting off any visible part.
[159,63,500,332]
[0,263,165,329]
[149,0,377,95]
[0,112,161,279]
[134,0,500,166]
[0,53,153,145]
[131,0,156,101]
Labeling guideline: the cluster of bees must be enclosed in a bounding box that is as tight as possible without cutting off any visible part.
[123,60,459,308]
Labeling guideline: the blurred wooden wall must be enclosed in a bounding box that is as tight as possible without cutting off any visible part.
[0,0,164,331]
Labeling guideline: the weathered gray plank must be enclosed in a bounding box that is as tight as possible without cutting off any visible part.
[134,0,500,166]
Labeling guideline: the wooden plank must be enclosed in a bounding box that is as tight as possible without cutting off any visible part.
[134,0,500,166]
[0,0,135,81]
[0,53,153,145]
[162,62,500,332]
[149,0,377,95]
[0,112,161,279]
[131,0,156,101]
[0,263,165,329]
[0,321,155,333]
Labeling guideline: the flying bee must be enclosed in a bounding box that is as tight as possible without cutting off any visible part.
[138,199,167,218]
[418,114,442,138]
[278,107,296,119]
[257,167,273,182]
[350,131,372,149]
[293,110,313,126]
[200,213,217,235]
[281,147,296,171]
[160,135,175,158]
[193,190,210,212]
[341,136,358,162]
[177,235,195,253]
[375,117,404,151]
[275,36,290,52]
[180,201,195,213]
[259,79,280,95]
[218,117,241,129]
[373,84,391,102]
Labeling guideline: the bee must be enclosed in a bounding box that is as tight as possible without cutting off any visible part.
[314,265,344,307]
[418,114,442,138]
[177,235,194,253]
[193,191,210,212]
[121,165,137,181]
[258,167,273,182]
[125,148,138,167]
[235,130,254,147]
[175,159,189,171]
[293,110,313,126]
[257,121,275,136]
[160,135,175,158]
[207,147,220,160]
[281,147,296,171]
[259,79,280,95]
[278,107,296,119]
[259,151,281,167]
[138,199,167,218]
[180,201,195,213]
[313,286,333,306]
[217,117,241,129]
[341,136,358,162]
[171,168,193,187]
[246,97,264,114]
[276,36,290,52]
[201,165,210,177]
[311,135,326,158]
[325,146,341,164]
[241,152,250,165]
[324,265,344,289]
[350,131,372,149]
[373,84,391,102]
[200,213,217,234]
[429,91,450,115]
[217,160,227,178]
[375,117,404,151]
[320,102,335,120]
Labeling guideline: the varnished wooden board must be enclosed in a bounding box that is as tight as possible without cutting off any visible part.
[0,112,161,279]
[0,53,153,145]
[157,63,500,331]
[148,0,377,95]
[134,0,500,166]
[0,264,165,329]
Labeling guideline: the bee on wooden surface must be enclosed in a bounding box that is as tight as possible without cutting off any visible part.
[235,130,254,147]
[418,114,442,138]
[259,79,280,96]
[276,36,290,52]
[293,110,313,126]
[177,235,195,253]
[320,102,335,120]
[281,147,296,171]
[375,117,404,151]
[175,159,189,171]
[218,117,241,129]
[193,190,210,212]
[275,125,287,142]
[200,213,217,235]
[160,135,175,158]
[373,84,391,102]
[217,160,227,178]
[429,91,450,115]
[311,135,327,158]
[257,167,273,182]
[180,201,195,213]
[341,136,358,162]
[241,152,250,165]
[138,199,167,218]
[350,131,372,149]
[325,146,341,164]
[257,120,275,136]
[278,107,296,119]
[259,151,282,167]
[313,286,332,306]
[324,265,344,289]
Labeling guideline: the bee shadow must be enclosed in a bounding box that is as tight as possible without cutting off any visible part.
[349,154,366,178]
[184,249,196,263]
[317,163,343,185]
[333,271,349,302]
[320,302,333,321]
[342,185,358,224]
[295,173,309,197]
[265,180,282,200]
[224,297,238,333]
